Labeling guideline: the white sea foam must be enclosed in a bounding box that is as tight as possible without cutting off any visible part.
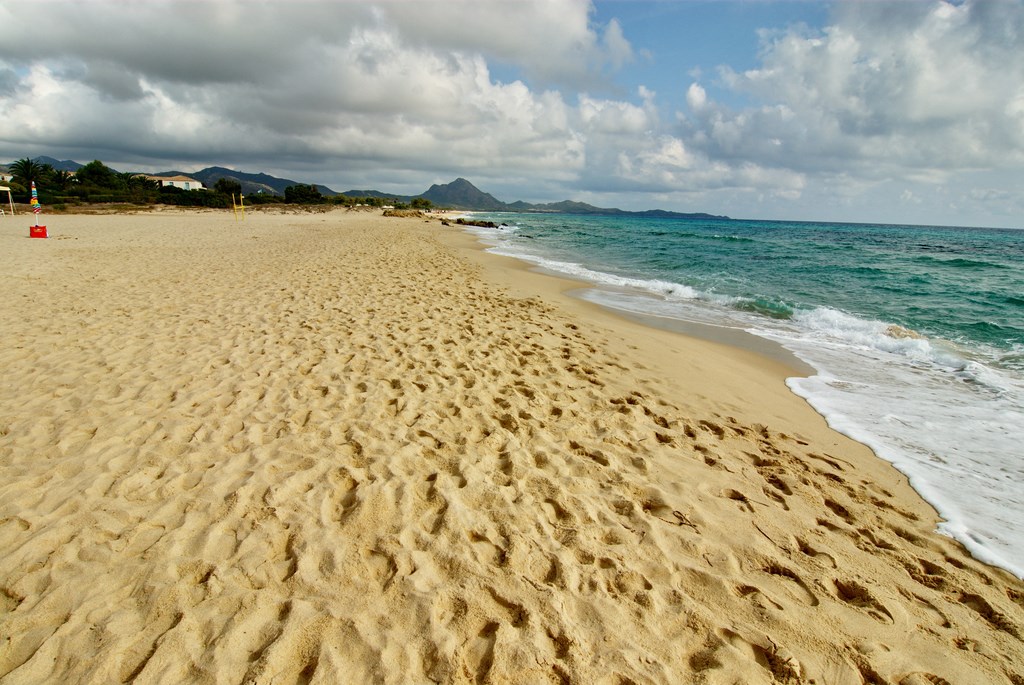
[482,242,734,306]
[785,364,1024,579]
[755,306,1024,578]
[465,224,1024,578]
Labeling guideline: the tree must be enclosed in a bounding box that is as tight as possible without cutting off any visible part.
[213,178,242,197]
[76,160,121,189]
[116,172,158,191]
[51,169,77,190]
[10,157,50,187]
[284,183,324,204]
[411,197,432,210]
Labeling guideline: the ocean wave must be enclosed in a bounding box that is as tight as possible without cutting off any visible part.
[848,266,888,276]
[736,297,795,320]
[963,320,1023,337]
[641,229,754,244]
[487,232,983,372]
[709,234,756,243]
[913,255,1008,270]
[994,348,1024,372]
[791,307,938,359]
[483,244,744,307]
[487,228,1002,379]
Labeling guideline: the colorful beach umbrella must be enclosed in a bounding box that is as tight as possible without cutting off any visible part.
[30,181,41,226]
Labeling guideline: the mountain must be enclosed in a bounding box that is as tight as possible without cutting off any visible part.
[338,189,414,202]
[188,166,339,197]
[419,177,507,211]
[514,199,728,220]
[36,156,84,172]
[341,177,729,218]
[413,178,728,218]
[2,156,85,172]
[4,156,727,218]
[408,181,729,219]
[335,178,507,209]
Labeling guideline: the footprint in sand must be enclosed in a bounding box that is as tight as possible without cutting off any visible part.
[541,497,573,526]
[468,531,508,567]
[464,621,499,685]
[692,628,803,683]
[486,587,529,628]
[793,536,838,569]
[833,579,895,624]
[957,592,1020,637]
[322,470,360,525]
[760,561,819,607]
[362,548,398,590]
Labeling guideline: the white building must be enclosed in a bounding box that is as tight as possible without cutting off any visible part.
[0,167,13,183]
[144,175,205,191]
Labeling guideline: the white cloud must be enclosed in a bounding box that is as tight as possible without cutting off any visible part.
[578,95,651,135]
[0,0,1021,226]
[0,1,602,183]
[349,0,632,87]
[686,83,707,112]
[601,18,634,71]
[0,0,671,200]
[685,1,1024,178]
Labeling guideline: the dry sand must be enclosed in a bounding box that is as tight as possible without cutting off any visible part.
[1,208,1022,684]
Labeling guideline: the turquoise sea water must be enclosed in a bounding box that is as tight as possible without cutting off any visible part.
[465,213,1024,578]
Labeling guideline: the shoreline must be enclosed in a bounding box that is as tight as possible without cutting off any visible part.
[566,288,816,376]
[1,209,1021,683]
[435,221,893,452]
[446,213,1024,581]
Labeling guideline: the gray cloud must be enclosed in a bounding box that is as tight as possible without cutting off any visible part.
[0,66,19,93]
[0,0,1021,227]
[368,0,633,87]
[0,1,601,179]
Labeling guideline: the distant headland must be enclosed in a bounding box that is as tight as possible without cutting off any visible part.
[3,157,729,219]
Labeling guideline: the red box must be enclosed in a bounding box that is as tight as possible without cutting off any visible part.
[30,226,47,238]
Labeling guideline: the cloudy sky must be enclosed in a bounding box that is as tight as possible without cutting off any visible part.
[1,0,1022,228]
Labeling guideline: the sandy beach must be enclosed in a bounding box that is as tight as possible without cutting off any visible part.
[1,208,1022,684]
